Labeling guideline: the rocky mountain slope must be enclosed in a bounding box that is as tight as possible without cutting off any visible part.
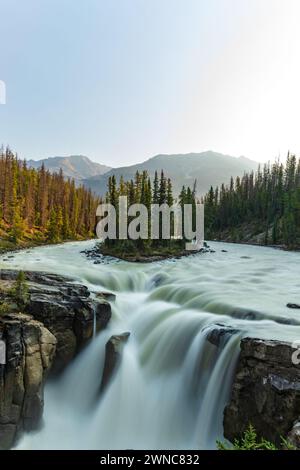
[28,155,111,182]
[82,151,258,196]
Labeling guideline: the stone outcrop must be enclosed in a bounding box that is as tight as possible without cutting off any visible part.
[0,270,112,372]
[0,313,56,449]
[224,338,300,448]
[0,269,113,448]
[100,332,130,392]
[205,324,240,347]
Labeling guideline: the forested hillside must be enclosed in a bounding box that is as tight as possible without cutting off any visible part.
[0,147,100,251]
[204,153,300,249]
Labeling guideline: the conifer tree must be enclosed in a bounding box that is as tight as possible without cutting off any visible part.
[152,171,159,204]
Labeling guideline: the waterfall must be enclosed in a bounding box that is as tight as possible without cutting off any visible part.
[3,239,300,450]
[16,291,243,450]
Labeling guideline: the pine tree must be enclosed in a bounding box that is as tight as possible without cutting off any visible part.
[158,170,167,205]
[152,171,159,204]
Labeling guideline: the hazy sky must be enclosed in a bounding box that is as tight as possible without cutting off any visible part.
[1,0,300,166]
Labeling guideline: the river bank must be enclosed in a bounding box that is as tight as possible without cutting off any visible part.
[0,236,95,256]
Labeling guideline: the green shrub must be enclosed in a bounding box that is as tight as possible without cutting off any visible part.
[0,301,10,316]
[217,424,295,451]
[9,271,29,311]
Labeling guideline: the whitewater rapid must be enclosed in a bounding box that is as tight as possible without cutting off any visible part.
[1,240,300,449]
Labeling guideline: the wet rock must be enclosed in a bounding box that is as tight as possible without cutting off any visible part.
[26,284,111,373]
[0,270,112,372]
[95,292,116,302]
[206,325,240,347]
[230,308,261,321]
[0,313,56,449]
[287,421,300,449]
[100,332,130,392]
[151,274,165,287]
[287,303,300,309]
[0,269,114,448]
[224,338,300,447]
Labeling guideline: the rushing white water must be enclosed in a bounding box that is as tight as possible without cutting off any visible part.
[1,240,300,449]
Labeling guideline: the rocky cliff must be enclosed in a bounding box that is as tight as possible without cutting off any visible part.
[0,270,112,448]
[224,337,300,448]
[0,313,56,449]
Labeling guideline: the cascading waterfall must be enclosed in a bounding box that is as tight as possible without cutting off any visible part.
[17,297,243,450]
[1,239,300,450]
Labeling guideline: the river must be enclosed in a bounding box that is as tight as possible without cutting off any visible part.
[1,240,300,449]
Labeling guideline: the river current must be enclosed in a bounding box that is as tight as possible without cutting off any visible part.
[1,240,299,449]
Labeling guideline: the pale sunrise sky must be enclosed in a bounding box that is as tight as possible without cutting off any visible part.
[1,0,300,166]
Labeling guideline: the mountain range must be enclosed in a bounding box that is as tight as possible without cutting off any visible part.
[82,151,258,196]
[28,155,111,182]
[28,151,258,196]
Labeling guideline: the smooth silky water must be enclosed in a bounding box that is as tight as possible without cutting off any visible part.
[1,240,300,449]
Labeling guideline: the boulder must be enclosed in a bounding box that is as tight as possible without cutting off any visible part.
[224,338,300,448]
[205,325,240,347]
[100,332,130,392]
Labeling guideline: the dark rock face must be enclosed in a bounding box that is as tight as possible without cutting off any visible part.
[0,313,56,449]
[224,338,300,447]
[100,332,130,392]
[205,325,240,347]
[0,270,112,373]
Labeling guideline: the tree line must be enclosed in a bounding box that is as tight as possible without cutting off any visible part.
[203,153,300,248]
[0,147,100,244]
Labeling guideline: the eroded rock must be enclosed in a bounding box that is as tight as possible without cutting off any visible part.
[224,337,300,448]
[0,270,112,372]
[205,325,240,347]
[0,313,56,449]
[100,332,130,392]
[0,269,113,448]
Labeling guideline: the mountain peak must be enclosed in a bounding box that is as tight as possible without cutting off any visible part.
[82,151,258,196]
[28,155,111,181]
